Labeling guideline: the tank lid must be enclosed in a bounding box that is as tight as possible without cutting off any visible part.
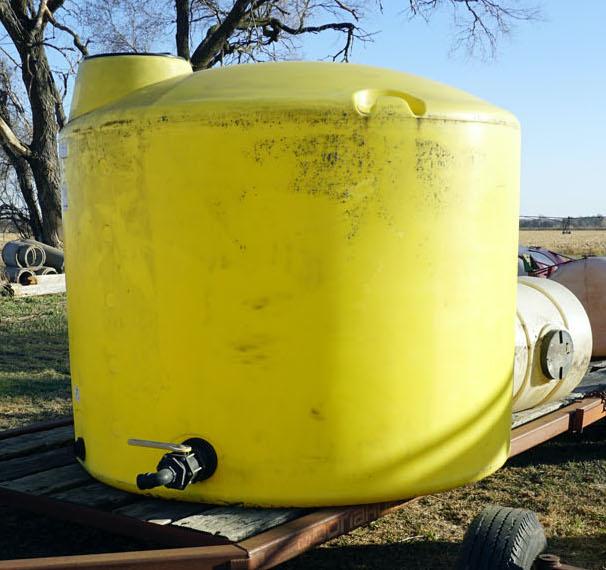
[147,61,518,126]
[85,52,186,61]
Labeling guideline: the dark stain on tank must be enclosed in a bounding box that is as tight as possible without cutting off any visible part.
[245,297,270,310]
[310,408,326,421]
[100,119,134,128]
[415,139,454,208]
[233,238,246,252]
[233,338,270,365]
[322,151,339,166]
[416,139,451,181]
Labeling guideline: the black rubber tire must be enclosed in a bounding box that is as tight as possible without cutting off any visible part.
[458,505,547,570]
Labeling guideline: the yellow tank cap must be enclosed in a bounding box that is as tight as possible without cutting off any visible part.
[69,53,192,120]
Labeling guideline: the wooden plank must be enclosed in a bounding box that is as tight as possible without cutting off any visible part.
[0,425,73,461]
[0,486,235,549]
[512,394,581,428]
[11,274,65,297]
[114,498,211,525]
[1,464,91,495]
[49,482,138,510]
[0,417,72,441]
[173,507,304,542]
[511,371,606,429]
[0,445,74,483]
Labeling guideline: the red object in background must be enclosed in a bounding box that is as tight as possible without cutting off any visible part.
[518,245,574,278]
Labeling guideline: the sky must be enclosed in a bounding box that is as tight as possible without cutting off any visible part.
[298,1,606,217]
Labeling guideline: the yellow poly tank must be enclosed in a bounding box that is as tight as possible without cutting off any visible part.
[60,54,520,507]
[513,277,592,412]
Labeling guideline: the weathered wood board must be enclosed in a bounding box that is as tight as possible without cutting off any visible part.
[10,273,66,297]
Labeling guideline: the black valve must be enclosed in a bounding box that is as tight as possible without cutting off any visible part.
[135,438,217,491]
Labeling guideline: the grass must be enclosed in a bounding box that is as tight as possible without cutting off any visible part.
[0,294,71,429]
[1,294,606,568]
[520,228,606,257]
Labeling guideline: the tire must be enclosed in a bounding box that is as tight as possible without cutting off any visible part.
[458,505,547,570]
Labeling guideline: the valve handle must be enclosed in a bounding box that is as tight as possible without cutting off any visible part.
[127,438,192,454]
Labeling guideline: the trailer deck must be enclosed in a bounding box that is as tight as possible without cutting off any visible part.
[1,365,605,569]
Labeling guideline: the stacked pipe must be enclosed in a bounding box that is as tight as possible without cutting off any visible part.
[1,239,64,285]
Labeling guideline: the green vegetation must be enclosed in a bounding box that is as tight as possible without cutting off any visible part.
[0,294,70,429]
[0,295,605,568]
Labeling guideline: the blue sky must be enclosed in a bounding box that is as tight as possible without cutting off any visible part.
[299,1,605,217]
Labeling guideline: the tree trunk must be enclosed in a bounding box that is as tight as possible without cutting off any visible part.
[19,40,63,246]
[7,151,43,240]
[175,0,190,60]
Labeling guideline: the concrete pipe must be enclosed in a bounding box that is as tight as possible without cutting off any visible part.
[24,239,64,273]
[1,240,46,269]
[3,266,37,285]
[35,266,58,275]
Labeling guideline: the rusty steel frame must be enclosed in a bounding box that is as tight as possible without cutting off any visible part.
[1,395,605,570]
[536,553,588,570]
[509,396,606,457]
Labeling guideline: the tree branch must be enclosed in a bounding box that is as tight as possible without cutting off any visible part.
[31,0,47,33]
[190,0,256,70]
[408,0,541,57]
[45,10,89,56]
[46,0,63,13]
[260,17,358,61]
[0,115,31,158]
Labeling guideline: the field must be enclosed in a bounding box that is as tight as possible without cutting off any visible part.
[520,229,606,257]
[1,294,606,568]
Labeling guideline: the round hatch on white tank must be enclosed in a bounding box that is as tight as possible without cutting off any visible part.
[513,277,592,412]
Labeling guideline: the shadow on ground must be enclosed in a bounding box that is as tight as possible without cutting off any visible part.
[279,534,606,569]
[280,540,458,569]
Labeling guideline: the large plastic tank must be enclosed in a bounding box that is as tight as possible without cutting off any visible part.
[513,277,592,412]
[550,257,606,357]
[60,54,520,507]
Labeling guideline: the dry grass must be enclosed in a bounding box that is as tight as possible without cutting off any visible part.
[520,229,606,257]
[286,428,606,569]
[1,295,606,568]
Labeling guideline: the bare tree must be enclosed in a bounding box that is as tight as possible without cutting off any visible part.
[0,0,539,244]
[78,0,374,68]
[0,61,43,239]
[0,0,88,246]
[407,0,541,58]
[79,0,540,69]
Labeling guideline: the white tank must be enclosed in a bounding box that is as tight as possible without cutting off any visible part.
[513,277,592,412]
